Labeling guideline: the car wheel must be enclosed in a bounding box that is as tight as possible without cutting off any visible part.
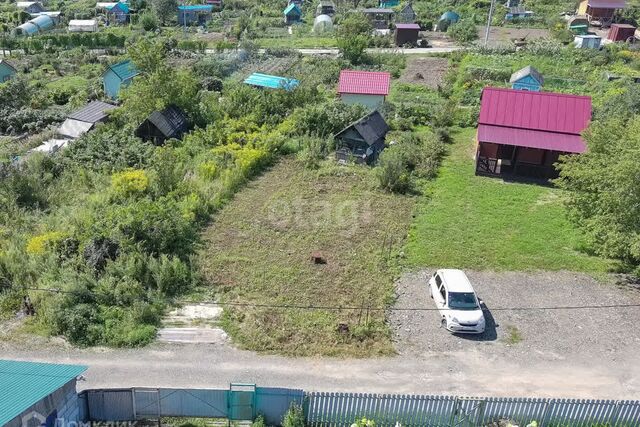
[440,317,447,329]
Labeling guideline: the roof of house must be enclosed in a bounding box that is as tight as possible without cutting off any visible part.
[338,70,391,96]
[586,0,625,8]
[362,7,394,13]
[509,65,544,85]
[104,59,139,81]
[178,4,213,12]
[335,110,389,146]
[68,100,116,123]
[395,23,420,30]
[139,105,189,138]
[611,23,636,28]
[400,3,415,13]
[478,87,592,153]
[16,1,43,9]
[106,2,129,13]
[243,72,299,90]
[0,59,17,73]
[284,3,302,15]
[0,360,87,426]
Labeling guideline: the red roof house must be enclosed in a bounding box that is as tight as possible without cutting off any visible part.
[476,87,592,179]
[338,70,391,109]
[577,0,625,26]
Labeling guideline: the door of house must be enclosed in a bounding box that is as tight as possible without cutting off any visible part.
[229,383,256,421]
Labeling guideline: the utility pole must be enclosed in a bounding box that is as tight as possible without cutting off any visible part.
[484,0,496,47]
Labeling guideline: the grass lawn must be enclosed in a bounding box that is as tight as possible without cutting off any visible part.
[403,128,614,275]
[198,156,415,357]
[254,36,338,49]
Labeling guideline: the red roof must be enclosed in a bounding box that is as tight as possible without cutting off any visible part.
[478,87,592,154]
[587,0,625,8]
[395,23,420,30]
[338,70,391,96]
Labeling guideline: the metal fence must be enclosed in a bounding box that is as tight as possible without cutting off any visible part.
[81,386,304,426]
[305,393,640,427]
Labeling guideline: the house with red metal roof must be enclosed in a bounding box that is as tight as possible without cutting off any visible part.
[338,70,391,109]
[577,0,625,27]
[475,87,592,179]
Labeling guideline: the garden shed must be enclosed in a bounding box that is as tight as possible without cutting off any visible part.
[608,23,636,41]
[0,59,17,82]
[577,0,625,27]
[316,1,335,16]
[476,87,592,179]
[16,1,44,14]
[379,0,399,8]
[313,14,333,33]
[284,3,302,24]
[397,3,416,23]
[394,23,420,46]
[178,5,213,25]
[362,8,394,29]
[58,100,116,139]
[244,73,299,91]
[436,11,460,31]
[509,66,543,91]
[135,105,190,145]
[334,110,389,165]
[505,6,534,20]
[103,59,139,99]
[105,2,129,24]
[574,34,602,48]
[338,70,390,109]
[68,19,98,32]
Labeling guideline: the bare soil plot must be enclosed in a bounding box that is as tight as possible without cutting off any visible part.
[398,56,450,88]
[391,270,640,362]
[198,157,415,357]
[477,26,551,48]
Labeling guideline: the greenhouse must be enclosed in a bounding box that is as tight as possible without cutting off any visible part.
[313,14,333,33]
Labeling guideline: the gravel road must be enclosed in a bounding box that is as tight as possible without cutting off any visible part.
[390,270,640,361]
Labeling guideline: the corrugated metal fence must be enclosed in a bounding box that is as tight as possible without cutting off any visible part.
[305,393,640,427]
[80,387,640,426]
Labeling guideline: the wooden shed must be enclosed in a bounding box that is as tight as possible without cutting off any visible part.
[0,60,17,83]
[397,3,416,23]
[284,3,302,24]
[394,23,420,46]
[476,87,592,179]
[362,8,394,29]
[608,23,636,41]
[334,110,389,165]
[577,0,625,27]
[509,66,543,91]
[103,59,139,99]
[178,4,213,25]
[135,106,190,145]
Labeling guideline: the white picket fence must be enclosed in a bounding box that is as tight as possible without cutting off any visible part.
[305,393,640,427]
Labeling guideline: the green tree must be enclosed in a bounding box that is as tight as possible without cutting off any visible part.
[151,0,177,26]
[336,14,372,64]
[556,118,640,271]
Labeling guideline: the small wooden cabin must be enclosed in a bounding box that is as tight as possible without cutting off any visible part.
[334,110,389,165]
[509,66,543,91]
[397,3,416,23]
[135,106,190,145]
[476,87,592,179]
[103,60,139,99]
[577,0,625,27]
[394,23,420,46]
[608,23,636,41]
[284,3,302,24]
[0,60,17,83]
[362,8,394,29]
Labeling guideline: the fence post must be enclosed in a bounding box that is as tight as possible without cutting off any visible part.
[608,400,622,427]
[539,399,552,427]
[449,397,459,427]
[131,388,137,420]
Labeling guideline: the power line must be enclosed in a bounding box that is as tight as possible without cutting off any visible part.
[23,287,640,313]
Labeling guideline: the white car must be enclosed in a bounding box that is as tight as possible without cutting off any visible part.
[428,269,485,334]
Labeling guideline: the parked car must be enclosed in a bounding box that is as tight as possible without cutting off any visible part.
[428,269,485,334]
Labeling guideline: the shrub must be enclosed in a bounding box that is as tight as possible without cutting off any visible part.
[26,231,68,255]
[252,415,267,427]
[297,136,329,169]
[351,418,376,427]
[83,237,120,274]
[377,145,412,194]
[447,20,478,44]
[140,11,159,31]
[111,169,150,197]
[282,404,305,427]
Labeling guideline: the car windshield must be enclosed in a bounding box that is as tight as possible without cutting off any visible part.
[448,292,478,310]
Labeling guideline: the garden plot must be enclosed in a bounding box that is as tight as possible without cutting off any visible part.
[477,26,551,48]
[398,56,450,89]
[198,157,415,357]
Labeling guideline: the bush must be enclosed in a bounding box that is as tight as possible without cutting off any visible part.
[252,415,267,427]
[377,145,412,194]
[140,11,159,31]
[297,136,329,169]
[26,231,68,255]
[447,20,478,44]
[282,404,305,427]
[111,169,150,198]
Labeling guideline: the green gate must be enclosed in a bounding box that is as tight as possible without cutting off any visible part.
[228,383,256,422]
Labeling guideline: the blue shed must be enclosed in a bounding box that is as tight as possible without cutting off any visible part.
[103,60,139,99]
[0,60,17,82]
[178,5,213,26]
[283,3,302,24]
[106,2,129,24]
[244,73,299,91]
[510,65,543,91]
